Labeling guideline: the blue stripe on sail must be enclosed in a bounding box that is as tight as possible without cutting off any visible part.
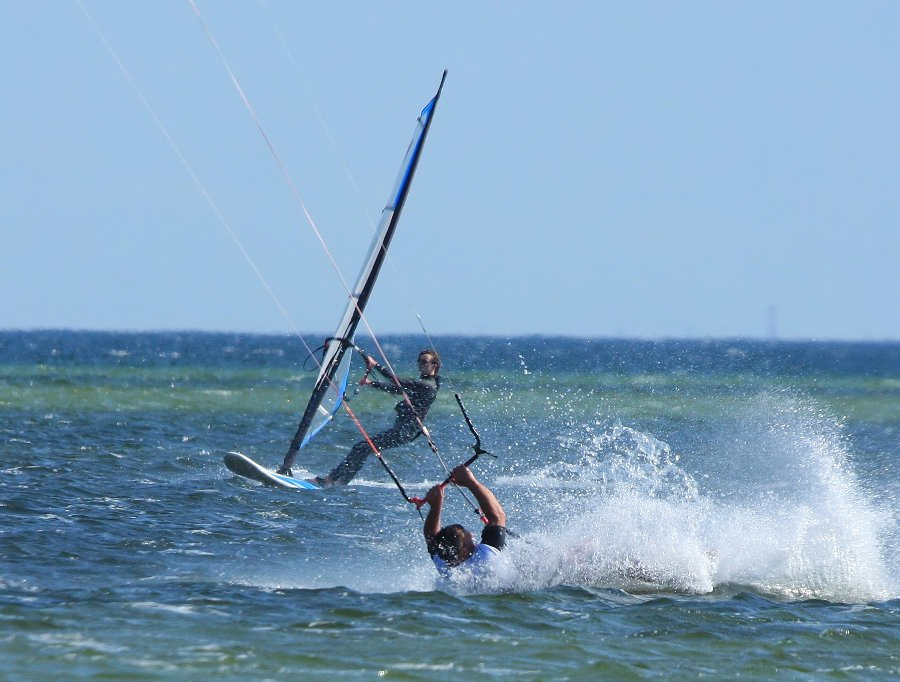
[389,96,436,207]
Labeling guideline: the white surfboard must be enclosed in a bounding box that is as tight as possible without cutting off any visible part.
[223,452,321,491]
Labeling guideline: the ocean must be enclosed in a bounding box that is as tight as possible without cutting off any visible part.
[1,330,897,679]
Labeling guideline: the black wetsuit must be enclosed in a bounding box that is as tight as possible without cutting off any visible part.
[326,364,440,485]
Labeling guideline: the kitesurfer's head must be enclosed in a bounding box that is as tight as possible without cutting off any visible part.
[432,523,475,567]
[418,349,441,375]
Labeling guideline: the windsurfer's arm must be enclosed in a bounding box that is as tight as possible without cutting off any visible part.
[359,356,404,393]
[422,484,444,543]
[450,465,506,527]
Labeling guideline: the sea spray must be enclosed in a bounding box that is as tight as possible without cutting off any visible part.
[506,403,896,601]
[506,422,718,594]
[706,393,895,601]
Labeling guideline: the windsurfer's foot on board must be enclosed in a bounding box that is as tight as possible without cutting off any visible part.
[271,466,333,488]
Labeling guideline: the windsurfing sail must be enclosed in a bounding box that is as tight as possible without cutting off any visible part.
[280,71,447,471]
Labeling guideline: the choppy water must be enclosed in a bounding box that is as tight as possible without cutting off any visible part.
[1,331,897,678]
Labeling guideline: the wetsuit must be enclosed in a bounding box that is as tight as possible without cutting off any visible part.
[326,363,440,485]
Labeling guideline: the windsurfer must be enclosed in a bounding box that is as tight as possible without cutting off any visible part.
[423,464,507,577]
[298,349,441,487]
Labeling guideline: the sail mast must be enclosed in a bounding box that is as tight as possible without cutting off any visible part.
[281,71,447,469]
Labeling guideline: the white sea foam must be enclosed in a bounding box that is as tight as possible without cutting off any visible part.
[507,397,897,602]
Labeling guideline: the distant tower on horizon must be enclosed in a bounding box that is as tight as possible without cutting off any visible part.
[767,304,778,340]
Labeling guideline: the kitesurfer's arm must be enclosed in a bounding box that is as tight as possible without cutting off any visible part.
[450,465,506,527]
[422,484,444,543]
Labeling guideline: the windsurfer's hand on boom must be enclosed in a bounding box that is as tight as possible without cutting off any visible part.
[358,353,379,385]
[352,351,377,386]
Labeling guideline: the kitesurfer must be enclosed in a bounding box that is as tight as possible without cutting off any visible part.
[423,464,507,577]
[298,349,441,487]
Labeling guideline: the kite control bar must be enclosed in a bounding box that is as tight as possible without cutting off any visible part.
[408,451,482,510]
[454,392,490,458]
[409,393,495,512]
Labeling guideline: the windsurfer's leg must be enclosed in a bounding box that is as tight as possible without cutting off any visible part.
[322,422,419,486]
[324,440,371,486]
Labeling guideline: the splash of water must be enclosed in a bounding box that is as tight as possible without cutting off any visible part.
[707,393,895,601]
[509,397,896,602]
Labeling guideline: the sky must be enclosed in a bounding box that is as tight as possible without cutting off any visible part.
[2,1,898,341]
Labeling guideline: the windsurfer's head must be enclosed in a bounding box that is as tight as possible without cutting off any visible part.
[418,349,441,373]
[432,523,475,567]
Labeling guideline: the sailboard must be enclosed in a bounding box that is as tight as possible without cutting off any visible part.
[224,452,321,490]
[225,71,447,489]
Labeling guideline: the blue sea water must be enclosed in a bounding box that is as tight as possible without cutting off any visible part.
[1,331,897,678]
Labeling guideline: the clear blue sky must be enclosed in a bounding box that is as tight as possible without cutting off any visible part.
[2,1,898,340]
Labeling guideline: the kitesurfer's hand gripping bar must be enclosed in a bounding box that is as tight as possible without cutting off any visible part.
[409,450,483,510]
